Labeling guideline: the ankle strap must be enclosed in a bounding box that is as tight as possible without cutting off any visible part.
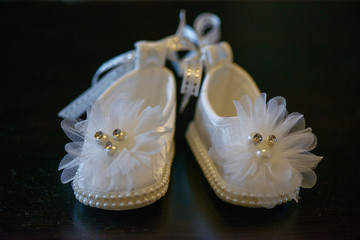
[179,42,233,113]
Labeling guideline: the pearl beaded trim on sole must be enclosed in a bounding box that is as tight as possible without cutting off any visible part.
[185,122,299,208]
[72,143,174,210]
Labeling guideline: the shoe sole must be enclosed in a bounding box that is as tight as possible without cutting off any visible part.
[186,121,297,208]
[72,143,175,210]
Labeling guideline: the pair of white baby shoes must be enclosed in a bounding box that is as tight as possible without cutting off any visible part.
[58,12,322,210]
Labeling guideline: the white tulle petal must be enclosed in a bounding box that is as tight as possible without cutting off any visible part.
[281,132,317,151]
[107,149,139,176]
[266,162,301,193]
[289,115,306,133]
[228,161,257,184]
[133,133,164,154]
[109,98,145,129]
[266,97,288,132]
[74,120,88,133]
[64,142,83,157]
[87,102,107,132]
[301,170,317,188]
[238,95,253,117]
[133,151,154,167]
[60,165,79,184]
[233,100,253,135]
[287,128,317,151]
[61,118,85,142]
[233,100,246,119]
[134,105,163,135]
[254,93,267,127]
[113,98,144,119]
[308,134,318,151]
[58,154,80,171]
[287,152,323,171]
[273,112,304,138]
[268,96,286,110]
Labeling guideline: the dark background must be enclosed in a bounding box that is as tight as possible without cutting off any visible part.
[1,1,359,239]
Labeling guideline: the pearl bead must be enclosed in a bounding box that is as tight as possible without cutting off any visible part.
[256,149,271,158]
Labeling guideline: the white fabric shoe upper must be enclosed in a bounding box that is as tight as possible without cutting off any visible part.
[191,42,322,207]
[59,41,177,194]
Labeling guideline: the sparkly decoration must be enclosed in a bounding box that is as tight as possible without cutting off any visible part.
[104,141,116,155]
[104,141,112,150]
[113,128,126,141]
[267,135,277,146]
[249,133,277,159]
[94,128,128,156]
[94,131,103,140]
[94,131,108,145]
[248,132,263,144]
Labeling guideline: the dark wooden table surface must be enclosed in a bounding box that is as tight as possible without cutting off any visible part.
[1,1,359,239]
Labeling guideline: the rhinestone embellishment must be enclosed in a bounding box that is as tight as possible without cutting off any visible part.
[267,135,277,146]
[104,141,112,149]
[248,132,263,144]
[248,132,278,159]
[113,128,127,141]
[94,131,103,139]
[94,128,128,156]
[104,141,116,155]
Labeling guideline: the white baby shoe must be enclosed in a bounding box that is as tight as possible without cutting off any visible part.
[59,42,176,210]
[57,15,199,210]
[184,42,323,208]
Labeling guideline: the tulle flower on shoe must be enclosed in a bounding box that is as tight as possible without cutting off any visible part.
[59,96,171,193]
[209,93,323,207]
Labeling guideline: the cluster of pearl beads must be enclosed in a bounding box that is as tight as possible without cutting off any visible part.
[94,129,127,155]
[72,143,175,210]
[248,132,277,159]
